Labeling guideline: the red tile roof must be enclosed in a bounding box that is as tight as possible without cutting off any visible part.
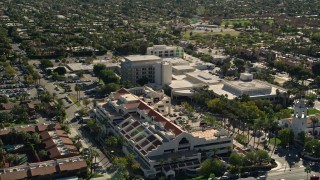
[43,139,56,149]
[36,123,61,132]
[112,88,130,100]
[117,88,130,94]
[55,130,68,137]
[30,164,57,176]
[137,101,183,136]
[125,102,141,109]
[58,159,87,172]
[15,125,36,133]
[60,137,74,145]
[39,131,51,141]
[0,129,11,136]
[0,169,28,180]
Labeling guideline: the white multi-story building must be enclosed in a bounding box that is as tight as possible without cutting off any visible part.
[95,87,233,178]
[121,55,172,86]
[147,45,184,58]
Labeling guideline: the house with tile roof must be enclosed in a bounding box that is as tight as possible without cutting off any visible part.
[0,123,86,179]
[0,156,87,180]
[95,87,233,178]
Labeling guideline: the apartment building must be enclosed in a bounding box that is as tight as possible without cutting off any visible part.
[121,55,172,86]
[95,87,233,178]
[147,45,184,58]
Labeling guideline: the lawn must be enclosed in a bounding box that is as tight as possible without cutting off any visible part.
[308,108,320,115]
[221,18,274,27]
[269,138,281,146]
[68,94,81,107]
[182,29,240,40]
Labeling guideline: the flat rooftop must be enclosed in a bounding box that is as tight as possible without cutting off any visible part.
[120,94,139,102]
[163,58,189,65]
[209,80,287,99]
[191,129,220,140]
[125,55,162,62]
[172,65,195,71]
[169,79,194,89]
[209,83,237,99]
[224,79,271,91]
[186,71,221,85]
[67,63,93,71]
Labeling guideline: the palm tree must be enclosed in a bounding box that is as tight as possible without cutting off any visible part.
[305,165,311,180]
[311,116,319,136]
[90,149,99,175]
[33,72,41,85]
[74,84,82,101]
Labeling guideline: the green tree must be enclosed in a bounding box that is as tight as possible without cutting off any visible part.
[40,59,53,69]
[113,157,128,177]
[136,76,149,86]
[203,115,218,126]
[53,67,67,75]
[278,128,294,147]
[86,119,102,136]
[244,151,257,166]
[93,63,107,81]
[193,85,212,105]
[100,69,119,84]
[229,152,243,167]
[198,158,224,177]
[99,83,120,95]
[104,136,118,147]
[255,150,270,165]
[131,161,140,170]
[207,98,225,113]
[38,149,48,159]
[276,109,292,119]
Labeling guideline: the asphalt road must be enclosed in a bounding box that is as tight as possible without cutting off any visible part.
[240,166,317,180]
